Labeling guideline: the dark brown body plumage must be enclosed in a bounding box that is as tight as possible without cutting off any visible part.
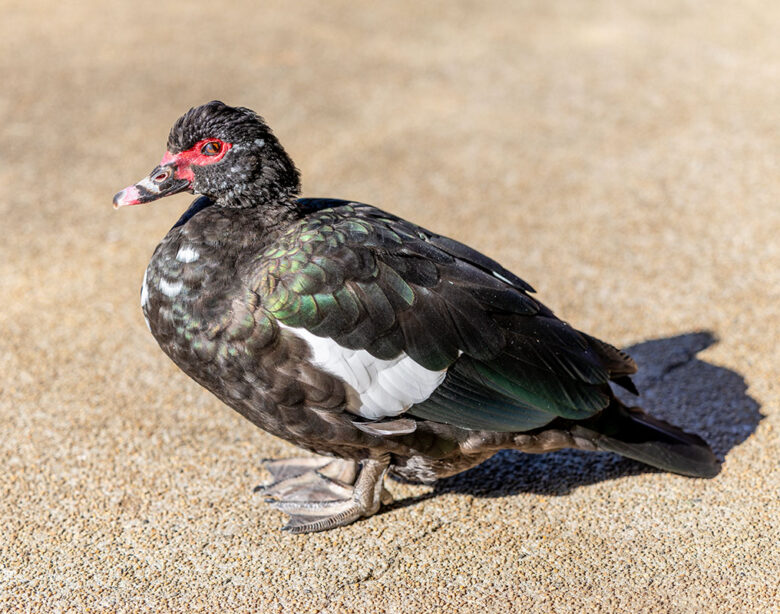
[118,102,720,532]
[141,198,702,486]
[143,201,517,481]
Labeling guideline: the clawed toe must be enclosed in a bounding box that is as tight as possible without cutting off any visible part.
[266,483,366,534]
[281,503,366,533]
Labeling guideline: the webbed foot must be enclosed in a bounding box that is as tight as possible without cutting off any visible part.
[258,456,359,487]
[256,456,392,533]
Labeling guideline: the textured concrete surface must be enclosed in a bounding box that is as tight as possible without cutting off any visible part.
[1,1,778,612]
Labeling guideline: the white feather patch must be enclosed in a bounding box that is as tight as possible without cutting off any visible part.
[140,268,150,308]
[280,324,446,419]
[159,278,183,298]
[176,245,200,263]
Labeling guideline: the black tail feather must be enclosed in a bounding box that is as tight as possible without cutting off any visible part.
[573,402,721,478]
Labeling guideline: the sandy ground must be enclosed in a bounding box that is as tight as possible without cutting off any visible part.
[1,0,778,612]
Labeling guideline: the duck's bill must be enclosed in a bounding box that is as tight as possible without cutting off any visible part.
[112,164,191,209]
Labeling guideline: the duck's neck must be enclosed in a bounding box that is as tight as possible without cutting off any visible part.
[215,184,301,212]
[170,197,303,252]
[213,139,302,210]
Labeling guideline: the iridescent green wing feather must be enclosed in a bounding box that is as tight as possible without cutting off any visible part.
[253,199,635,431]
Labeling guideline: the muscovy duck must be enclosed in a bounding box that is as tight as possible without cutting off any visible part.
[114,101,720,533]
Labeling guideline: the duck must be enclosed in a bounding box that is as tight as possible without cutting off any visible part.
[113,101,720,533]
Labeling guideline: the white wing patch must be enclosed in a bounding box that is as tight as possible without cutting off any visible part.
[280,324,447,419]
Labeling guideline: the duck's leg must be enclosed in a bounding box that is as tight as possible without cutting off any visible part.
[260,455,391,533]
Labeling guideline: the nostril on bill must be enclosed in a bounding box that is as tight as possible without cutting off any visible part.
[153,169,172,183]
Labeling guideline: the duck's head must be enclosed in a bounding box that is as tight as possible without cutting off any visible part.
[113,101,300,209]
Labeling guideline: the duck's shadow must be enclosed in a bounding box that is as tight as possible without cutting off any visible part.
[386,331,761,509]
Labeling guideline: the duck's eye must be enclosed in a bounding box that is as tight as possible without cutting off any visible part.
[201,141,222,156]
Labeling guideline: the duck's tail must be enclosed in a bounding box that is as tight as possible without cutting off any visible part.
[571,400,721,478]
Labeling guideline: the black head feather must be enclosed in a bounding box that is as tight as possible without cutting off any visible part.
[168,101,301,208]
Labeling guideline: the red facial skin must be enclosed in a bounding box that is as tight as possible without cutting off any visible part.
[162,138,233,181]
[113,138,233,208]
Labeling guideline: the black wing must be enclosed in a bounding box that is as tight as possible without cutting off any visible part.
[255,199,636,431]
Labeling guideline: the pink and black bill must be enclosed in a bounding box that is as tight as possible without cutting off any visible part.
[113,138,232,208]
[112,162,191,208]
